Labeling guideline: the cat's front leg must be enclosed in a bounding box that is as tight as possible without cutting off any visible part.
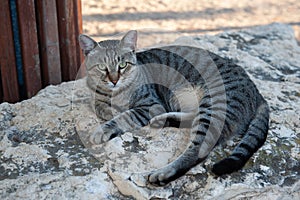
[90,121,124,144]
[94,101,119,121]
[149,112,195,128]
[90,107,152,144]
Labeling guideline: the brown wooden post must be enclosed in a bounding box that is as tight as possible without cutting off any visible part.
[0,1,20,103]
[75,0,85,79]
[0,76,3,103]
[56,0,83,82]
[16,0,42,98]
[36,0,62,86]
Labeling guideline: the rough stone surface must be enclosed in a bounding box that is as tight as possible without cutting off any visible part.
[1,23,299,199]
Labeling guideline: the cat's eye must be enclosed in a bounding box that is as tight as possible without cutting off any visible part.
[118,62,128,69]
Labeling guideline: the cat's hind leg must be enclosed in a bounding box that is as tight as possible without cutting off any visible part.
[148,90,227,186]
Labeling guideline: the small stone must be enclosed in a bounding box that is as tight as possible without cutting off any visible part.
[121,132,134,142]
[130,173,148,187]
[54,98,70,107]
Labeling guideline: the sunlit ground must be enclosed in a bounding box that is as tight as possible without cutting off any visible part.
[81,0,300,45]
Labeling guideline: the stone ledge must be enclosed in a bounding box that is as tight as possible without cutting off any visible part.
[0,23,299,199]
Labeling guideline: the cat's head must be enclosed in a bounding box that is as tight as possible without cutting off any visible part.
[79,30,138,90]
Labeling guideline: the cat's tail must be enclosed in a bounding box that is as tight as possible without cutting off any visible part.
[212,100,269,175]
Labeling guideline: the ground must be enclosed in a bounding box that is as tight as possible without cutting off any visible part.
[81,0,300,44]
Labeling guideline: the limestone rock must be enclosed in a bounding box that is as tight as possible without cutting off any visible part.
[1,23,299,199]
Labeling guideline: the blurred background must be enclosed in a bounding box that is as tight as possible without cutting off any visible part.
[1,0,299,103]
[81,0,300,46]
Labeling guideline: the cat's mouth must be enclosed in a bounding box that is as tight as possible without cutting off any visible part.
[106,80,122,90]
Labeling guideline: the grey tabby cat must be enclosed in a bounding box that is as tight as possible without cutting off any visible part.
[78,30,269,186]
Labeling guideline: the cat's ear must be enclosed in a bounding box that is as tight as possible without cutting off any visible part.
[120,30,137,52]
[78,34,98,55]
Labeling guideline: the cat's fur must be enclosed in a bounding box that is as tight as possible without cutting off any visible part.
[78,30,269,186]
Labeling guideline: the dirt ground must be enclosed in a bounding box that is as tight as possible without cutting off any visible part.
[81,0,300,46]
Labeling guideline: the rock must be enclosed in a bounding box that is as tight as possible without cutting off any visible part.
[0,23,299,199]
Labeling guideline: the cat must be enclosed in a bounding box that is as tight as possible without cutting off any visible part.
[78,30,269,186]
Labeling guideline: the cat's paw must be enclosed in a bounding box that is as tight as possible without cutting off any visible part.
[89,124,123,144]
[148,166,177,186]
[149,114,168,128]
[89,125,106,144]
[149,118,166,129]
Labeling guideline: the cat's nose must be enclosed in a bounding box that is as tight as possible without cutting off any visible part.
[108,74,119,85]
[111,80,118,85]
[109,76,119,85]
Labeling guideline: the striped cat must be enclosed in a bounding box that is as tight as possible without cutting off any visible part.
[78,30,269,186]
